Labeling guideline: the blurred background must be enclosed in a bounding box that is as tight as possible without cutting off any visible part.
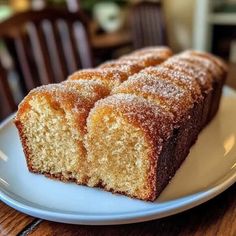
[0,0,236,120]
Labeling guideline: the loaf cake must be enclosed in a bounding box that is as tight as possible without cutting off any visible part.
[85,94,175,200]
[68,47,172,91]
[15,80,110,183]
[14,47,227,201]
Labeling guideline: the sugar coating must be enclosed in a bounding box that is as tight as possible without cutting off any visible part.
[176,53,222,80]
[119,54,164,67]
[89,93,174,142]
[163,57,213,92]
[99,60,143,76]
[29,81,109,107]
[63,80,109,98]
[15,47,228,201]
[183,50,228,73]
[140,66,202,102]
[68,68,128,90]
[86,93,175,199]
[112,72,193,124]
[131,46,173,59]
[18,81,109,135]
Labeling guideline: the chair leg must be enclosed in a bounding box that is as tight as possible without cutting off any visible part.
[0,65,17,120]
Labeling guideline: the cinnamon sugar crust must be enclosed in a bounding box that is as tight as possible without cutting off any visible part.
[112,72,194,124]
[14,47,228,201]
[140,66,203,102]
[86,94,174,200]
[68,68,127,90]
[183,50,228,75]
[99,60,143,76]
[131,46,173,59]
[176,54,222,81]
[119,54,165,67]
[163,58,213,92]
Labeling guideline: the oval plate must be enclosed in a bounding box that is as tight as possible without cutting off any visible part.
[0,87,236,225]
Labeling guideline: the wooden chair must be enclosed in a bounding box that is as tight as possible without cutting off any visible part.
[130,1,168,49]
[66,0,81,12]
[0,62,17,121]
[31,0,81,11]
[0,8,93,95]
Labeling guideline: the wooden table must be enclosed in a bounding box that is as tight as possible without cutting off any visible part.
[91,30,132,50]
[1,65,236,236]
[89,21,132,50]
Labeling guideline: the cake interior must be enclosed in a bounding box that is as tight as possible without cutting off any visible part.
[19,95,87,183]
[86,109,153,199]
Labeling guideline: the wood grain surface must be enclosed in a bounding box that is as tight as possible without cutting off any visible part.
[0,201,35,236]
[0,64,236,236]
[0,183,232,236]
[227,63,236,89]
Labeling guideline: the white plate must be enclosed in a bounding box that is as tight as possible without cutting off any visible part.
[0,87,236,225]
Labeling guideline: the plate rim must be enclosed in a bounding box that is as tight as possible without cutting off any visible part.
[0,89,236,225]
[0,167,235,225]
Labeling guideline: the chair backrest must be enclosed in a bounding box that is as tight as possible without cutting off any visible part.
[0,62,17,121]
[0,8,93,94]
[130,1,167,49]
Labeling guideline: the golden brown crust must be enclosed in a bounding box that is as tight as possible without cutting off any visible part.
[14,120,36,173]
[183,50,228,75]
[15,48,227,202]
[16,86,91,135]
[62,80,110,100]
[16,82,109,135]
[99,60,143,76]
[118,54,165,68]
[163,58,213,93]
[176,54,222,81]
[87,94,175,200]
[89,94,174,151]
[92,179,156,201]
[140,66,203,103]
[67,68,127,90]
[112,73,194,124]
[131,46,173,59]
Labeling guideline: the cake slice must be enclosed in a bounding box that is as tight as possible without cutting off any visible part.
[68,68,127,90]
[68,46,173,91]
[131,46,173,59]
[15,80,109,183]
[85,94,175,201]
[112,72,194,125]
[178,51,228,121]
[118,50,171,68]
[119,46,173,68]
[183,50,228,75]
[118,54,164,68]
[112,72,195,167]
[14,48,227,202]
[163,57,214,128]
[99,60,143,76]
[139,66,203,144]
